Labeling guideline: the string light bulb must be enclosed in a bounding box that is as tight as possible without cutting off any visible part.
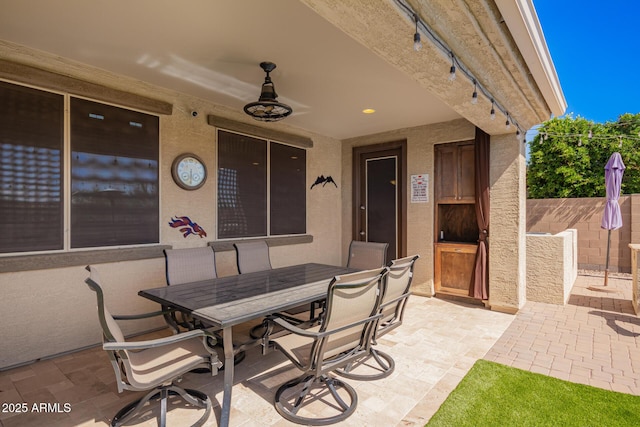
[402,2,527,140]
[448,54,457,81]
[413,14,422,51]
[505,113,511,129]
[471,80,478,104]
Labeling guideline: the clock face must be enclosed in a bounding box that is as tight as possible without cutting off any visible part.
[172,153,207,190]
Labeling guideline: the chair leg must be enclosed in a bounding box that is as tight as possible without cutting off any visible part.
[274,374,358,425]
[111,385,211,427]
[336,348,395,381]
[160,388,168,427]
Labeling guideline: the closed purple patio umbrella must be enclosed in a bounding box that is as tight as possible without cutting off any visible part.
[601,152,625,286]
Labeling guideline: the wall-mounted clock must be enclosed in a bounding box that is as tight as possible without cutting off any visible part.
[171,153,207,190]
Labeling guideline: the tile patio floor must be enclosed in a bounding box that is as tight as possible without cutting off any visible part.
[0,272,637,426]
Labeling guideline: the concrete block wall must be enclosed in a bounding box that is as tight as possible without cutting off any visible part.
[527,196,633,273]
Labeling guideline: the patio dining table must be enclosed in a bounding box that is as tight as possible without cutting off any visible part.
[138,262,355,427]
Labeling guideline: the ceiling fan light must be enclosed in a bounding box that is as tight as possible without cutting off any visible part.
[244,61,292,122]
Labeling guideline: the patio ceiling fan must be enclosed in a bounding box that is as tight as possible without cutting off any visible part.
[243,61,293,122]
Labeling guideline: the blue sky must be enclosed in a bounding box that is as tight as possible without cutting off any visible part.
[534,0,640,124]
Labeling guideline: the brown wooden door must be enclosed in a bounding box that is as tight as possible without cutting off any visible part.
[353,141,406,263]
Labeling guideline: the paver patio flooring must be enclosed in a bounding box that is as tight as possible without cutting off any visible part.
[484,272,640,396]
[0,272,636,426]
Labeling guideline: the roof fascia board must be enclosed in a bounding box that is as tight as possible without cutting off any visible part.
[494,0,567,118]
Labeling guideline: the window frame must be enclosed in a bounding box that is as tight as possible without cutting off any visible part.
[69,96,160,249]
[0,79,161,257]
[215,128,307,240]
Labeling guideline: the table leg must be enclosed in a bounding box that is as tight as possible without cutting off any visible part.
[220,326,234,427]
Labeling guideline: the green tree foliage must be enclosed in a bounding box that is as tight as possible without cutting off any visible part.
[527,114,640,198]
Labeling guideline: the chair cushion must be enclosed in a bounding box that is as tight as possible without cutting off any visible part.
[272,328,316,367]
[272,325,366,368]
[125,337,210,389]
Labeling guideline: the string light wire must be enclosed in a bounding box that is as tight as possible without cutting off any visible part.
[394,0,524,139]
[537,131,640,144]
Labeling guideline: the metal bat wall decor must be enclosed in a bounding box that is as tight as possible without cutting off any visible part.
[310,175,338,189]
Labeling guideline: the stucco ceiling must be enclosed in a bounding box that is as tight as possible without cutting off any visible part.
[0,0,462,139]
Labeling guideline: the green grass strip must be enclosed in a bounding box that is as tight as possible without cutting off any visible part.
[426,360,640,427]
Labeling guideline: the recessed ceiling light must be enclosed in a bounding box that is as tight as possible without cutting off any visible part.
[362,108,376,114]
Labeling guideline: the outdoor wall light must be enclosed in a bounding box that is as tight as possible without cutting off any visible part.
[244,62,293,122]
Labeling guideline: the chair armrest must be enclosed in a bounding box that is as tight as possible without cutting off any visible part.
[379,292,411,310]
[103,328,217,351]
[318,313,383,337]
[270,313,383,339]
[270,316,319,337]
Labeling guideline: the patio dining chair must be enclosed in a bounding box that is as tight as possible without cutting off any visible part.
[84,265,222,427]
[164,246,217,286]
[237,240,318,338]
[346,240,389,270]
[163,246,217,331]
[233,240,272,273]
[338,254,420,380]
[164,246,245,367]
[263,267,388,425]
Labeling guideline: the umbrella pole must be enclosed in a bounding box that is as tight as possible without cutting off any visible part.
[604,229,611,286]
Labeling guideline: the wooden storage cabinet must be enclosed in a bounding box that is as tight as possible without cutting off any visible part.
[434,140,477,298]
[435,142,475,203]
[434,243,477,296]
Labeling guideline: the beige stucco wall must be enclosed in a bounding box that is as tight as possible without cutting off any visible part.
[341,119,476,296]
[488,134,527,313]
[340,120,528,312]
[527,229,578,305]
[0,40,529,368]
[1,259,168,369]
[0,43,344,369]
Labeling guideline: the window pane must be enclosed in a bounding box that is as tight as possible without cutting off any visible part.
[0,81,64,253]
[217,130,267,238]
[270,143,306,235]
[70,98,159,248]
